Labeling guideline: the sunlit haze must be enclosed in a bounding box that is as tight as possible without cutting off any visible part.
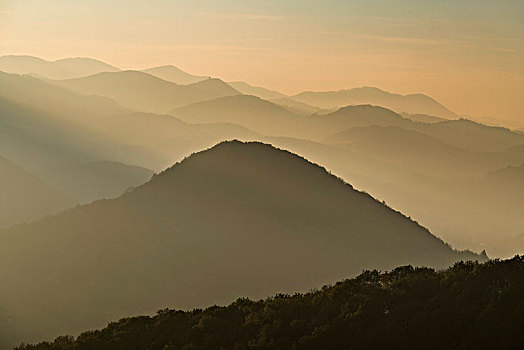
[1,0,523,121]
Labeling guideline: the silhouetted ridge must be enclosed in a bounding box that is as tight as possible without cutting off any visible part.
[0,55,120,79]
[54,71,240,113]
[329,104,405,120]
[228,81,287,100]
[292,86,458,118]
[141,65,207,85]
[169,95,302,136]
[149,140,354,189]
[0,140,483,347]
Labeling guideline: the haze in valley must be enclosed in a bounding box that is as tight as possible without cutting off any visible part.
[0,0,523,348]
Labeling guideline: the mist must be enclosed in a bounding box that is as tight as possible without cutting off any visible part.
[0,1,523,349]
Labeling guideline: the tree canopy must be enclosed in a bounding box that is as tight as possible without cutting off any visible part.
[16,256,523,350]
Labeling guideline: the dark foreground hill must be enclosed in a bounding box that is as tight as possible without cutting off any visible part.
[0,141,483,347]
[16,256,523,350]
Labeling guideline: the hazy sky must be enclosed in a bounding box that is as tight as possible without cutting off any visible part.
[1,0,523,120]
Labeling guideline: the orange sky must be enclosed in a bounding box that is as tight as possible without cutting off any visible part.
[1,0,523,121]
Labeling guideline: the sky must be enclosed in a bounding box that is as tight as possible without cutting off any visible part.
[1,0,523,121]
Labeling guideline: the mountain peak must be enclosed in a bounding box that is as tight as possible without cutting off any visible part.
[292,87,457,118]
[0,139,484,345]
[184,77,241,94]
[141,65,207,85]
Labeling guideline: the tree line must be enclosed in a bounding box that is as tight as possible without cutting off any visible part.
[16,256,523,350]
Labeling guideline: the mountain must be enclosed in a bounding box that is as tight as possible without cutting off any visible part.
[270,97,329,115]
[38,161,154,204]
[169,95,304,137]
[89,111,259,170]
[0,71,257,172]
[319,104,412,131]
[256,136,524,257]
[17,257,524,350]
[228,81,287,100]
[0,72,157,172]
[141,65,207,85]
[170,98,411,140]
[464,163,524,211]
[323,111,524,153]
[0,71,126,124]
[412,118,524,152]
[257,136,412,194]
[0,55,72,79]
[0,155,73,229]
[324,126,491,176]
[53,71,241,113]
[183,78,240,102]
[0,55,119,79]
[469,115,524,132]
[53,57,120,77]
[139,65,287,99]
[172,93,524,153]
[0,72,170,207]
[292,86,458,118]
[400,112,448,124]
[0,141,482,347]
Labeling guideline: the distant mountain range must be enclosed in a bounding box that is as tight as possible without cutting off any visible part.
[1,54,522,348]
[0,55,119,79]
[170,95,303,137]
[2,66,523,258]
[1,55,461,118]
[141,65,208,85]
[292,86,458,118]
[170,96,411,139]
[0,141,483,347]
[228,81,287,100]
[0,71,258,226]
[52,71,241,113]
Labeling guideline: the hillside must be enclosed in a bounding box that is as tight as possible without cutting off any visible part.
[0,155,73,229]
[270,97,328,115]
[169,95,303,137]
[17,257,524,350]
[455,163,524,218]
[0,72,159,179]
[0,55,119,79]
[0,95,135,174]
[228,81,287,100]
[90,111,258,170]
[0,55,73,79]
[323,112,524,154]
[53,57,120,77]
[39,161,154,204]
[171,98,412,140]
[400,112,448,124]
[0,141,482,347]
[141,65,207,85]
[324,126,490,176]
[254,135,524,256]
[320,104,412,131]
[140,66,287,101]
[0,71,126,123]
[292,86,458,118]
[0,72,257,171]
[53,71,240,113]
[413,118,524,152]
